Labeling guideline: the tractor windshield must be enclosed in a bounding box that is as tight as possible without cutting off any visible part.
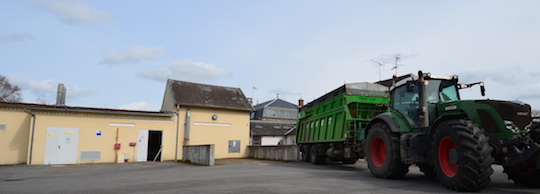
[426,79,460,103]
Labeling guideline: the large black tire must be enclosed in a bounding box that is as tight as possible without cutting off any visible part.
[503,164,540,187]
[365,122,409,179]
[301,145,311,162]
[310,144,326,165]
[431,119,493,192]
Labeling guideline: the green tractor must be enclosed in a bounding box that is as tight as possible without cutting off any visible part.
[365,71,540,191]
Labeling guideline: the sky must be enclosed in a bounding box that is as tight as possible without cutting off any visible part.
[1,0,540,111]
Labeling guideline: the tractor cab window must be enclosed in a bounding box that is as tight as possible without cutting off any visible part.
[440,83,459,102]
[425,80,460,103]
[392,83,419,128]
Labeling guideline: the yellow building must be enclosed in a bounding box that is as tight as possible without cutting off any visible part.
[0,79,253,165]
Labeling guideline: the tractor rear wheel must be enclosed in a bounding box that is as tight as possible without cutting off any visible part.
[431,119,493,192]
[365,122,409,179]
[503,164,540,187]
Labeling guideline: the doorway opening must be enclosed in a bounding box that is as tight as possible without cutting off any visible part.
[147,130,163,161]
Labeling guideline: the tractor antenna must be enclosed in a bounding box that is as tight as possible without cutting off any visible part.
[369,59,387,81]
[391,54,404,75]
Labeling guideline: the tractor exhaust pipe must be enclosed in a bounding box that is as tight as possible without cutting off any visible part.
[418,71,429,128]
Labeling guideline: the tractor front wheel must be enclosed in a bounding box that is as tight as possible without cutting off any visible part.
[431,119,493,192]
[503,164,540,187]
[365,122,409,179]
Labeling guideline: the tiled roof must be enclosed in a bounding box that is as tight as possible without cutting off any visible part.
[254,98,298,110]
[250,120,296,136]
[168,79,254,112]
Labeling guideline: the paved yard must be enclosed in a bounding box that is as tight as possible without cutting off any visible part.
[0,159,537,194]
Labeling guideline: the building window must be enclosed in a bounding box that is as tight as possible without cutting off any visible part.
[252,137,261,145]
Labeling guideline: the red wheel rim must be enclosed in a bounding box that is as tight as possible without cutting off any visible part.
[370,136,386,167]
[439,137,458,177]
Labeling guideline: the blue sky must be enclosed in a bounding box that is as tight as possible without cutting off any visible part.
[2,0,540,111]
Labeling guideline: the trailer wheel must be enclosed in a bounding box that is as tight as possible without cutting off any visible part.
[301,145,311,162]
[431,119,493,192]
[503,164,540,187]
[310,144,326,165]
[365,122,409,179]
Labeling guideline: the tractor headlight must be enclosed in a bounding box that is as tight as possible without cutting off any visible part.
[504,120,519,132]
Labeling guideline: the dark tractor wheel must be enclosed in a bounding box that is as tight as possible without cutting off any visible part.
[365,122,409,179]
[431,119,494,192]
[301,145,311,162]
[503,164,540,187]
[417,163,436,179]
[310,144,326,165]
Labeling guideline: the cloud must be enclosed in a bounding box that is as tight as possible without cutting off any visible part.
[119,101,159,111]
[38,0,116,23]
[0,33,35,44]
[138,59,233,83]
[100,46,166,64]
[9,73,92,102]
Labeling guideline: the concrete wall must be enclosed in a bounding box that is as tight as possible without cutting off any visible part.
[182,144,214,166]
[247,145,299,161]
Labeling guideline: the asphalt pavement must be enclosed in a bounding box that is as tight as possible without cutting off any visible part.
[0,159,538,194]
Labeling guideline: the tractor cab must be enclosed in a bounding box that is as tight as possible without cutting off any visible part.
[388,73,463,129]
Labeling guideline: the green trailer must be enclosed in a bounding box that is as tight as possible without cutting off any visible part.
[296,82,389,164]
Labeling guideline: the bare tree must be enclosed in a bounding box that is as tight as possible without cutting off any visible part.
[0,74,22,102]
[35,97,48,105]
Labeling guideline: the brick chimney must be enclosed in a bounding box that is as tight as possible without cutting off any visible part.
[298,98,304,107]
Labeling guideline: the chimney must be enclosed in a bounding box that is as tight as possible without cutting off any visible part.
[247,97,253,105]
[56,83,66,106]
[298,98,304,107]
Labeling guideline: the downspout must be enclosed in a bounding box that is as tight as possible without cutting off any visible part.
[174,104,180,161]
[23,108,36,165]
[184,109,191,145]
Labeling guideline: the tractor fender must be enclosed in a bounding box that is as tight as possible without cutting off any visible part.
[366,113,401,133]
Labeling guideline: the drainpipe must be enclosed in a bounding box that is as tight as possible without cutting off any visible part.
[184,109,191,145]
[23,108,36,165]
[174,104,180,161]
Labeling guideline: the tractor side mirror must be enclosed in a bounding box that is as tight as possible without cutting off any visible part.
[480,85,485,96]
[406,81,415,92]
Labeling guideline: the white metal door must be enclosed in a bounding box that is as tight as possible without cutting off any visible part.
[45,127,79,165]
[137,130,149,162]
